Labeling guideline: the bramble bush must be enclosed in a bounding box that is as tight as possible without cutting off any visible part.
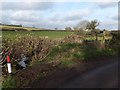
[2,36,57,75]
[107,31,120,54]
[2,34,84,75]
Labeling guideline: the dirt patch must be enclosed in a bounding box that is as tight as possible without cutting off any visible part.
[13,63,55,88]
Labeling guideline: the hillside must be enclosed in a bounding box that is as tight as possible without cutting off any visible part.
[0,25,46,31]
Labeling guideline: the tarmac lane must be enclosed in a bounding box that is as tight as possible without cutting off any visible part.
[59,61,118,88]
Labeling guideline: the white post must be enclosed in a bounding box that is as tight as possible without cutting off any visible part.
[7,63,12,74]
[7,55,12,74]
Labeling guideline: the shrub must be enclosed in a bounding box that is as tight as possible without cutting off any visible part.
[108,31,120,53]
[2,36,57,76]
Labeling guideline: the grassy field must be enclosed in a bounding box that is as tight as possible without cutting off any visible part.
[2,31,74,39]
[1,25,112,40]
[1,25,74,39]
[2,31,112,41]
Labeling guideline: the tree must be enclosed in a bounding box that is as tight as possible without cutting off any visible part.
[86,19,100,41]
[91,29,100,41]
[86,19,99,30]
[65,27,72,31]
[108,30,120,52]
[55,28,58,30]
[76,29,86,37]
[75,20,89,31]
[73,27,79,32]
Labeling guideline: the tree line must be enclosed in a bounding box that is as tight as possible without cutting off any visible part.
[65,19,111,41]
[0,23,22,27]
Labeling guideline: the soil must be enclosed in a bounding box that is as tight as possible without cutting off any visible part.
[13,63,55,88]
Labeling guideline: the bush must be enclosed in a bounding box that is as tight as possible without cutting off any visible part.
[49,43,80,57]
[75,30,86,36]
[2,36,57,76]
[108,31,120,53]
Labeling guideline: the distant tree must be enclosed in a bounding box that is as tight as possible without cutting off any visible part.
[86,19,99,30]
[55,28,58,30]
[76,29,86,37]
[20,24,22,27]
[65,27,72,31]
[75,20,89,31]
[86,19,100,41]
[73,27,79,32]
[33,25,35,28]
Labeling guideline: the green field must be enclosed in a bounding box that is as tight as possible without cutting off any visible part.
[2,31,74,39]
[2,31,112,41]
[1,25,112,40]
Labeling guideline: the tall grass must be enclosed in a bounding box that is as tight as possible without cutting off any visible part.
[2,76,16,89]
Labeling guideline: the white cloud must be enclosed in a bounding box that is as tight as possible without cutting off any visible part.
[96,2,117,9]
[2,0,54,2]
[102,21,117,25]
[107,14,119,22]
[0,11,13,24]
[111,15,120,20]
[63,8,92,21]
[99,20,118,30]
[45,8,93,29]
[11,11,41,22]
[49,8,92,22]
[88,0,119,2]
[3,10,69,29]
[2,2,54,10]
[3,0,119,2]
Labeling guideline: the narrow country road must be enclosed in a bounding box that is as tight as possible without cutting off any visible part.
[59,61,118,88]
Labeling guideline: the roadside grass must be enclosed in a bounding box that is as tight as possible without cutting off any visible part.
[45,42,116,67]
[46,43,81,61]
[2,76,16,89]
[73,46,115,61]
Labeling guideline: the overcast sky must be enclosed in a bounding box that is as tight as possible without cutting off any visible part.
[1,0,119,30]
